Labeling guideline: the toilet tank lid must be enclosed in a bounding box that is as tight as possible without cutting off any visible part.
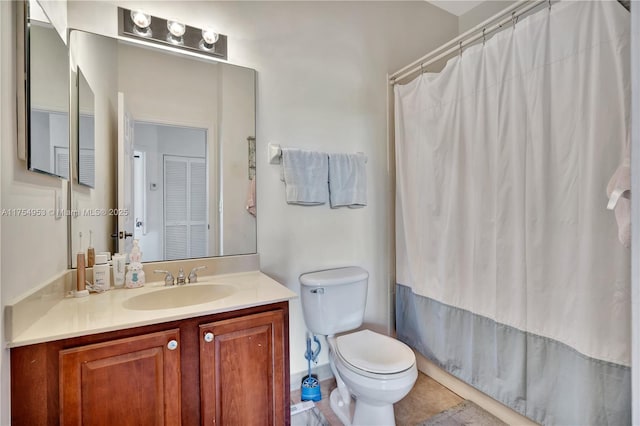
[299,267,368,287]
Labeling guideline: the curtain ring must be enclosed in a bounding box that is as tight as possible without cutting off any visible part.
[459,41,463,56]
[482,28,486,46]
[512,11,518,28]
[420,62,425,74]
[548,0,552,10]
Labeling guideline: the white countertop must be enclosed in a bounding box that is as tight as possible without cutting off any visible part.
[8,271,297,348]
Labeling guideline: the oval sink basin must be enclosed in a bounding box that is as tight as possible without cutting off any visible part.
[123,284,236,310]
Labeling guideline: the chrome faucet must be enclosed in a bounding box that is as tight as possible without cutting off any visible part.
[154,270,175,286]
[188,266,207,283]
[176,268,187,285]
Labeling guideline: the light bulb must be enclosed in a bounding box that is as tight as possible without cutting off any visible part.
[201,28,219,45]
[167,20,186,37]
[130,10,151,29]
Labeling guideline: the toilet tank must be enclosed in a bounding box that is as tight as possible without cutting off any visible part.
[299,267,368,336]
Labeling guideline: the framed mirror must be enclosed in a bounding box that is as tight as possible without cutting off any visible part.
[25,1,70,179]
[77,69,95,187]
[69,30,257,266]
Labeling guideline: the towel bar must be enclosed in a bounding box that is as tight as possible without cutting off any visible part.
[267,143,367,165]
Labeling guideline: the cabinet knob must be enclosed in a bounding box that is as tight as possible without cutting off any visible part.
[204,332,214,343]
[167,340,179,350]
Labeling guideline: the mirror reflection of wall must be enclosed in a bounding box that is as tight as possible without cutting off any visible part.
[78,69,95,188]
[28,18,69,178]
[69,30,257,266]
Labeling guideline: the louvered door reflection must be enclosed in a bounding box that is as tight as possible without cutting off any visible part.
[164,155,207,260]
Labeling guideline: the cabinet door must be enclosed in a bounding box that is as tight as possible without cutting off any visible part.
[59,329,181,425]
[200,310,286,425]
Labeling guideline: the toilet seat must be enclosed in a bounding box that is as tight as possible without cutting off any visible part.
[335,330,415,376]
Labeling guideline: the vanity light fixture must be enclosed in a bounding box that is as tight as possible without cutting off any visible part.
[130,10,152,37]
[201,28,219,50]
[167,20,186,44]
[118,7,227,60]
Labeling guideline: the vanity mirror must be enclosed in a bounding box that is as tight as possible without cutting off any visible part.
[69,30,257,266]
[24,2,70,178]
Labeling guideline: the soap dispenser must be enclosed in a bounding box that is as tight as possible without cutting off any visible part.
[125,240,145,288]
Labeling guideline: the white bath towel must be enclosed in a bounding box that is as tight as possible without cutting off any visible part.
[606,161,630,248]
[281,148,328,205]
[328,153,367,208]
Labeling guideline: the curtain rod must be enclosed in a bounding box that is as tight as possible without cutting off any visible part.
[389,0,630,85]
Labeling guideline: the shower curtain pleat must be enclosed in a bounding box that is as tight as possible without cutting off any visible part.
[394,1,631,424]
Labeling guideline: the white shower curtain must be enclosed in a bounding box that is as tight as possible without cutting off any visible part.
[394,1,630,424]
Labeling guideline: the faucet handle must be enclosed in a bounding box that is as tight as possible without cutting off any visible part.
[154,270,175,286]
[188,266,207,283]
[176,268,186,285]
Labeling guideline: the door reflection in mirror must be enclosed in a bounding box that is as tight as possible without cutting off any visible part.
[133,122,207,262]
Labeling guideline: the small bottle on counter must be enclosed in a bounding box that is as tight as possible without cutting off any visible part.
[112,253,126,288]
[75,252,89,298]
[93,254,111,292]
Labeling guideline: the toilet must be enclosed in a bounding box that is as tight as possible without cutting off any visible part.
[300,267,418,426]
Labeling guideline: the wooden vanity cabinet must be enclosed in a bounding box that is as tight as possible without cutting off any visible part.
[10,302,290,426]
[200,310,286,425]
[59,329,182,425]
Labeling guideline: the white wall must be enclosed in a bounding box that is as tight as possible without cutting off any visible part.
[458,1,516,34]
[1,7,69,314]
[66,0,458,376]
[36,0,67,41]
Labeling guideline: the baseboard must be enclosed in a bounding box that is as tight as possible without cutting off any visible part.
[414,351,536,426]
[290,362,333,392]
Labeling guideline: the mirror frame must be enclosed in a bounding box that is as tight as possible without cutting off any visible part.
[18,1,71,179]
[16,1,28,161]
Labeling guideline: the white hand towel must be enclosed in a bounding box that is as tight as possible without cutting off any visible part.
[328,153,367,208]
[282,148,328,205]
[606,161,630,248]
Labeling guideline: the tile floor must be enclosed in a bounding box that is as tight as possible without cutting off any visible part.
[291,372,463,426]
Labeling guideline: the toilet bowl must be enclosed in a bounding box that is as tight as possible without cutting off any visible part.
[328,330,417,426]
[299,267,418,426]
